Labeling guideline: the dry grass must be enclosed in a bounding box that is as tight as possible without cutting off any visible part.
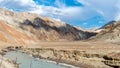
[27,41,120,54]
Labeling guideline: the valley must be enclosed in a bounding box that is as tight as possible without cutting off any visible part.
[0,8,120,68]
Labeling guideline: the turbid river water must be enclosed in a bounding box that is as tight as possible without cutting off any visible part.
[4,51,79,68]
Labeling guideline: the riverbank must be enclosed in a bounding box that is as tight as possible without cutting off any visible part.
[22,48,112,68]
[1,41,120,68]
[0,53,18,68]
[4,51,75,68]
[0,44,18,68]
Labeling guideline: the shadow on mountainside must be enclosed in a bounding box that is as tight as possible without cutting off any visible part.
[20,17,97,41]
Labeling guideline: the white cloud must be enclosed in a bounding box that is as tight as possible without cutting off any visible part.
[0,0,37,11]
[54,0,66,8]
[0,0,85,22]
[77,0,120,22]
[28,2,98,23]
[77,0,90,6]
[52,18,62,22]
[0,0,100,21]
[115,0,120,21]
[115,13,120,21]
[0,0,120,28]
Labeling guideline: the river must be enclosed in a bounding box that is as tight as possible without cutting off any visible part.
[4,51,79,68]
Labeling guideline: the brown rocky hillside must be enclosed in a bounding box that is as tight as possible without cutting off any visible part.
[92,21,120,44]
[0,20,36,46]
[0,8,97,45]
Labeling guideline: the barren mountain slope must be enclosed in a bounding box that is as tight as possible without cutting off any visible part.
[92,21,120,44]
[0,20,37,46]
[0,8,97,44]
[19,18,97,41]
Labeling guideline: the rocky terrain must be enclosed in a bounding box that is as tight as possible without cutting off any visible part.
[20,41,120,68]
[1,7,120,68]
[0,8,97,46]
[0,54,18,68]
[92,21,120,44]
[21,48,112,68]
[1,8,120,45]
[103,52,120,67]
[0,20,36,46]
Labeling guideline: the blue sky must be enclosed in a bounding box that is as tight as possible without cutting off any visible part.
[0,0,120,29]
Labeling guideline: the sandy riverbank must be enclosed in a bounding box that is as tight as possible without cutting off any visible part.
[22,48,112,68]
[19,41,120,68]
[0,54,18,68]
[0,44,18,68]
[1,41,120,68]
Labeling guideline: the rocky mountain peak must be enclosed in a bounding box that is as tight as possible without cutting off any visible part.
[91,20,120,44]
[0,8,97,45]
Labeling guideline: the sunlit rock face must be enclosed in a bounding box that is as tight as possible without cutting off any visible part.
[92,20,120,44]
[0,8,97,45]
[20,17,97,41]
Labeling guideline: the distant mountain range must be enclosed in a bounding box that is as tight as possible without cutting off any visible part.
[99,20,116,29]
[0,8,97,46]
[1,8,120,46]
[92,20,120,44]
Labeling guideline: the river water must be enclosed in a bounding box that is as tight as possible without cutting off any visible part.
[4,51,78,68]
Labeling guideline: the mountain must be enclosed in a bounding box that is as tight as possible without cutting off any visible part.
[99,20,116,29]
[0,8,97,46]
[0,20,37,46]
[92,20,120,44]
